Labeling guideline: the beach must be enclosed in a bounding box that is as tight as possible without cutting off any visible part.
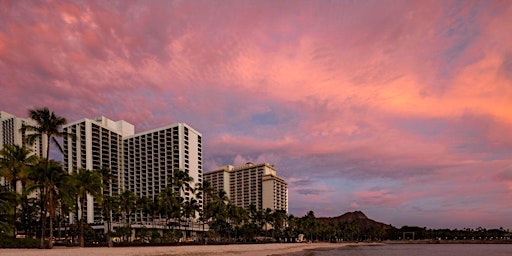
[0,243,360,256]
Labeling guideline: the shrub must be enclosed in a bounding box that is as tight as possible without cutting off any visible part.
[0,237,40,248]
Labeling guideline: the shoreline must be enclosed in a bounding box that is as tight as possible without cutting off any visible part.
[0,242,376,256]
[2,240,509,256]
[385,239,512,244]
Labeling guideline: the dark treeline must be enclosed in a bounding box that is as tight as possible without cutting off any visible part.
[389,226,511,241]
[315,212,512,242]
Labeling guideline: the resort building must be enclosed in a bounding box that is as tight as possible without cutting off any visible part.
[0,111,46,190]
[63,116,134,223]
[62,116,203,225]
[0,111,45,156]
[123,123,203,223]
[204,162,288,213]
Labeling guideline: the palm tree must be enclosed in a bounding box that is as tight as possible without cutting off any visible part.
[98,166,117,194]
[271,210,287,240]
[204,190,230,240]
[98,166,117,247]
[284,214,297,238]
[150,197,160,228]
[196,181,214,236]
[119,190,138,241]
[70,168,104,247]
[137,196,159,229]
[182,197,199,240]
[217,189,229,203]
[20,107,71,248]
[26,159,68,248]
[0,144,37,192]
[205,190,228,223]
[101,194,118,247]
[227,203,247,240]
[301,211,317,242]
[0,144,37,237]
[0,188,15,237]
[137,196,152,225]
[168,169,194,233]
[263,208,273,236]
[248,204,261,227]
[55,187,74,244]
[18,193,38,238]
[157,187,181,231]
[44,162,68,248]
[170,169,194,195]
[198,180,214,204]
[20,107,71,161]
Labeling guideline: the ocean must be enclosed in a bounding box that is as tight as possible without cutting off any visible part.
[277,244,512,256]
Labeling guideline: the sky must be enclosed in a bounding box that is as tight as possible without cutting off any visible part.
[1,0,512,229]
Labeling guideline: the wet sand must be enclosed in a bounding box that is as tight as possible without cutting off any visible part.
[0,242,364,256]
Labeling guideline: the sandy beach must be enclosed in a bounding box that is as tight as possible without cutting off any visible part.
[0,243,364,256]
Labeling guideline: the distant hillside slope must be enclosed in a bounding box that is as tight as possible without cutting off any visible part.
[317,211,395,230]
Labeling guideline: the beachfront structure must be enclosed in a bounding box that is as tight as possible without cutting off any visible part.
[62,116,203,225]
[0,111,46,156]
[124,123,203,223]
[204,162,288,213]
[63,116,134,223]
[0,111,46,190]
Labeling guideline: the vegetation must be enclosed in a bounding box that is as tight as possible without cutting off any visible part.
[388,226,511,241]
[71,168,104,247]
[20,107,72,248]
[0,187,15,237]
[1,107,511,248]
[0,144,37,237]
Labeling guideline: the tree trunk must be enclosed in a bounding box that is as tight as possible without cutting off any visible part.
[107,231,113,247]
[41,139,51,249]
[184,219,187,241]
[80,198,85,247]
[73,197,79,245]
[64,218,68,245]
[40,188,47,249]
[10,180,19,239]
[48,193,54,249]
[48,213,54,248]
[12,205,17,238]
[58,212,62,242]
[107,217,113,247]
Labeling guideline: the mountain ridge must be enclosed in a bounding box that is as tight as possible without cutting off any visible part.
[317,210,395,230]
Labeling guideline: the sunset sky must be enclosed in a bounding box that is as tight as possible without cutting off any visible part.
[1,0,512,229]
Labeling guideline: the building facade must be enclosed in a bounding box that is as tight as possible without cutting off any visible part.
[204,162,288,213]
[62,116,203,224]
[0,111,46,190]
[123,123,203,223]
[203,167,230,204]
[0,111,45,156]
[63,116,134,223]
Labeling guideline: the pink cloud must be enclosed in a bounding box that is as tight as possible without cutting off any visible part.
[354,189,403,209]
[1,0,512,228]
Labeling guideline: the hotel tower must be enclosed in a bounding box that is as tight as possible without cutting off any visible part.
[0,111,46,190]
[204,162,288,213]
[62,116,203,225]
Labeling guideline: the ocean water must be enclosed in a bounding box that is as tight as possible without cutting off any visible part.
[278,244,512,256]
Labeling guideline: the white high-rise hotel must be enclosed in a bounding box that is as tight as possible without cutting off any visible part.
[0,111,46,189]
[62,116,202,224]
[205,162,288,213]
[0,111,46,156]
